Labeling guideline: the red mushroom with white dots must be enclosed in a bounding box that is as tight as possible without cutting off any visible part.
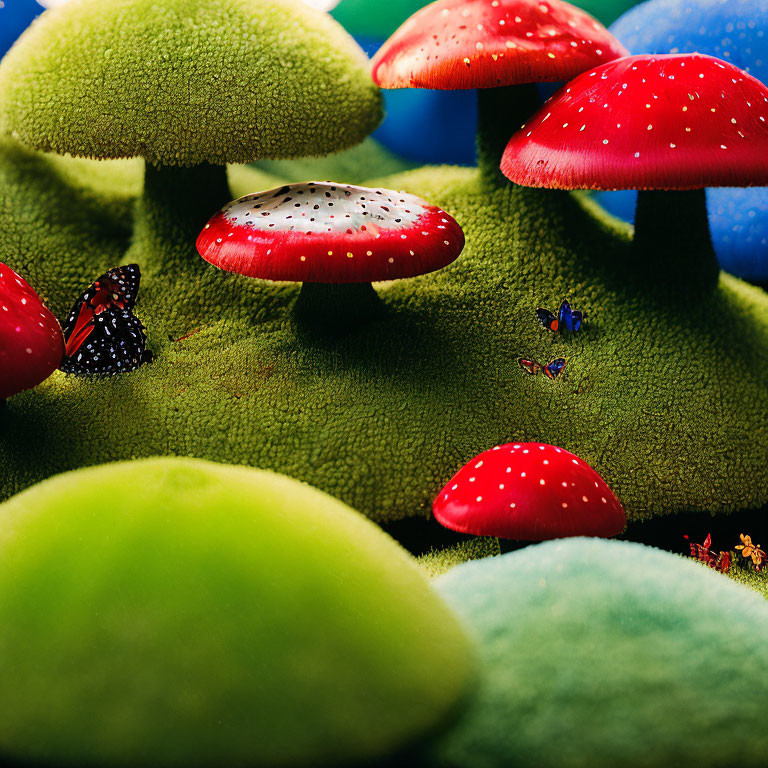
[501,53,768,288]
[433,442,626,541]
[0,263,64,401]
[371,0,628,181]
[197,181,465,331]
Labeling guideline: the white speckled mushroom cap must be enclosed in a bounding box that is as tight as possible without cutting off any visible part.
[197,182,466,283]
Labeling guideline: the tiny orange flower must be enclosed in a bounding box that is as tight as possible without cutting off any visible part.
[735,534,766,570]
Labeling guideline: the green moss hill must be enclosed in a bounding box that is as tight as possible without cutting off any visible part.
[0,457,473,767]
[1,0,767,537]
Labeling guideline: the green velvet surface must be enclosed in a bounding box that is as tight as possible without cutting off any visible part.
[0,457,473,767]
[255,136,416,183]
[331,0,644,35]
[430,539,768,768]
[332,0,430,39]
[1,143,767,526]
[0,0,382,165]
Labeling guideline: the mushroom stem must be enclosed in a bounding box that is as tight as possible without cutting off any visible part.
[633,189,720,290]
[292,282,386,334]
[477,84,541,186]
[133,163,232,269]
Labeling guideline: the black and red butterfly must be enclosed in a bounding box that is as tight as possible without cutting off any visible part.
[536,300,583,334]
[518,357,567,379]
[60,264,151,375]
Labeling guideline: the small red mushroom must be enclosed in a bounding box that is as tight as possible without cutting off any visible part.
[0,262,64,400]
[501,53,768,287]
[371,0,628,179]
[433,442,626,541]
[197,181,465,331]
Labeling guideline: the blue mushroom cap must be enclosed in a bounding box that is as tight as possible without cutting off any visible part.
[374,87,478,166]
[611,0,768,82]
[0,0,42,59]
[596,0,768,282]
[357,35,477,166]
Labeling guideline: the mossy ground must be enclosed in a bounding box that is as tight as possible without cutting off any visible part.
[418,538,501,578]
[726,566,768,599]
[2,138,767,536]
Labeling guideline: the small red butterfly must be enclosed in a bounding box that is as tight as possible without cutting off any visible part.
[713,550,731,574]
[687,533,715,565]
[684,534,731,574]
[518,357,567,379]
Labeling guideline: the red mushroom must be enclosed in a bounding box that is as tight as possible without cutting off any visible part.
[0,262,64,401]
[501,53,768,288]
[433,442,626,541]
[197,181,465,331]
[371,0,628,181]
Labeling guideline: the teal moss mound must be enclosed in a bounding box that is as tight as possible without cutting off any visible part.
[0,457,473,767]
[1,146,768,525]
[430,539,768,768]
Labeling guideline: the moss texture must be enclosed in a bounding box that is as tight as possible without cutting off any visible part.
[0,0,382,166]
[255,136,416,184]
[726,565,768,599]
[429,539,768,768]
[418,538,501,578]
[1,143,768,526]
[0,457,473,768]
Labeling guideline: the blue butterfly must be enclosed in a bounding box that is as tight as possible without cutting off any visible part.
[536,300,583,334]
[518,358,568,380]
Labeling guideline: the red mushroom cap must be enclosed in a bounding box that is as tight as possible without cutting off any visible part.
[371,0,629,91]
[433,443,626,540]
[197,182,464,283]
[501,53,768,190]
[0,263,64,399]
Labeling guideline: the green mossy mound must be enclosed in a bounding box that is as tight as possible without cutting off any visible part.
[1,141,767,525]
[429,538,768,768]
[0,0,381,165]
[0,457,472,767]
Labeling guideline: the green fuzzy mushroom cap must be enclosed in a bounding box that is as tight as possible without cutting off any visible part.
[0,0,383,166]
[0,457,473,767]
[430,538,768,768]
